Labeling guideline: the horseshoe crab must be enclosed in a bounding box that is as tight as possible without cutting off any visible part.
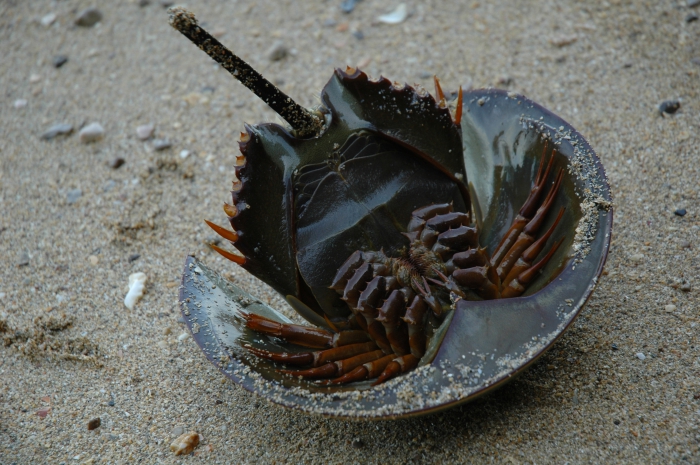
[171,8,612,419]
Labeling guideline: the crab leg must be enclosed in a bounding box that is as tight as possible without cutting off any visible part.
[376,290,411,356]
[246,341,378,366]
[280,349,385,379]
[501,238,564,299]
[328,354,396,384]
[372,354,420,386]
[496,170,564,281]
[501,208,565,288]
[402,296,428,358]
[491,144,557,269]
[243,312,359,348]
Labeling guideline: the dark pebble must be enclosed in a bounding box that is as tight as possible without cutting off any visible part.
[351,438,364,448]
[215,399,223,405]
[87,417,101,430]
[674,209,687,217]
[692,57,700,66]
[687,12,699,22]
[108,399,115,407]
[128,253,141,262]
[659,100,681,115]
[41,123,73,140]
[138,0,151,6]
[352,30,364,40]
[611,343,618,350]
[109,157,125,169]
[689,0,700,7]
[614,419,621,425]
[75,7,103,27]
[341,0,361,14]
[52,55,68,68]
[159,0,174,7]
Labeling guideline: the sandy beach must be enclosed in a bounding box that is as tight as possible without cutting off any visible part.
[1,0,699,463]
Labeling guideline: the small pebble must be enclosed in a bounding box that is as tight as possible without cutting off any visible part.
[87,417,101,430]
[52,55,68,68]
[418,71,432,79]
[66,188,83,205]
[635,352,646,360]
[611,343,618,350]
[136,123,155,140]
[351,438,364,448]
[550,34,578,47]
[689,0,700,7]
[680,282,691,292]
[171,426,185,437]
[692,57,700,66]
[674,208,686,217]
[687,12,699,22]
[614,419,621,425]
[179,150,190,159]
[40,13,57,27]
[152,138,172,151]
[266,41,288,61]
[17,252,30,267]
[138,0,151,6]
[75,7,103,27]
[170,432,201,456]
[29,73,42,84]
[323,18,338,27]
[88,255,99,266]
[178,332,190,342]
[109,157,125,169]
[159,0,174,7]
[665,304,677,313]
[41,123,73,140]
[352,30,364,40]
[658,100,681,115]
[128,253,141,263]
[79,122,105,144]
[630,253,644,262]
[340,0,361,14]
[108,399,115,407]
[13,99,27,109]
[377,3,408,24]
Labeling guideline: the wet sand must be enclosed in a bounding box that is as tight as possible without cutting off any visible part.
[1,0,699,463]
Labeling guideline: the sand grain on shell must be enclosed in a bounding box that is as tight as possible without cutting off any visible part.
[1,0,698,463]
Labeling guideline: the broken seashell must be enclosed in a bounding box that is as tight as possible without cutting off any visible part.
[124,272,147,310]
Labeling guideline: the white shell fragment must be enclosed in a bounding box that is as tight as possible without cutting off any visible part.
[124,272,147,310]
[378,4,408,24]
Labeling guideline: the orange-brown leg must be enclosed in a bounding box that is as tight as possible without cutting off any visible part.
[495,169,563,282]
[490,143,556,269]
[245,341,377,367]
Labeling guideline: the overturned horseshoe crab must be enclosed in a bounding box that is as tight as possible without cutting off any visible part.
[171,8,612,419]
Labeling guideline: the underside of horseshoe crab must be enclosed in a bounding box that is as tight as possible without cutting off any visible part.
[171,8,612,419]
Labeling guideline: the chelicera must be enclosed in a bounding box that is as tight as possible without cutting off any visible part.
[171,8,612,416]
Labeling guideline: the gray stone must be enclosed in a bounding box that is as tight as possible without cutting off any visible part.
[17,252,30,267]
[136,123,155,140]
[75,7,103,27]
[79,122,104,143]
[266,41,288,61]
[41,123,73,140]
[152,139,172,151]
[66,189,83,205]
